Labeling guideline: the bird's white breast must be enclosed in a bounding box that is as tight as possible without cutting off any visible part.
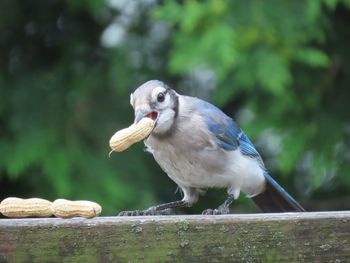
[145,136,230,188]
[144,95,266,199]
[145,133,265,200]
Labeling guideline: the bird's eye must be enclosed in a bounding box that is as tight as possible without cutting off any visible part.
[157,92,165,102]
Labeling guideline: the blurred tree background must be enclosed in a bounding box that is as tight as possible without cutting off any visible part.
[0,0,349,215]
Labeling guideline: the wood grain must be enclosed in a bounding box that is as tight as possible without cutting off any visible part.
[0,211,349,262]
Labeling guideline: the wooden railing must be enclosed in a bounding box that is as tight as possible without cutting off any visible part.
[0,211,349,262]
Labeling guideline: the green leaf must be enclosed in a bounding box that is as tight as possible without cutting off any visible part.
[295,48,330,67]
[3,131,49,179]
[277,131,306,174]
[323,0,338,10]
[255,49,292,94]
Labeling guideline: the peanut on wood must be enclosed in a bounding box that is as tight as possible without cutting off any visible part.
[52,199,102,218]
[109,117,155,153]
[0,197,53,218]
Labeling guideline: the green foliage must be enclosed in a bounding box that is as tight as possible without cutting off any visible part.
[154,1,332,98]
[154,0,350,200]
[0,0,160,214]
[0,0,349,214]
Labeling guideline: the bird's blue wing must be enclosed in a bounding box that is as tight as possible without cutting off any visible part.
[238,132,265,167]
[238,132,259,158]
[196,99,241,151]
[195,98,265,166]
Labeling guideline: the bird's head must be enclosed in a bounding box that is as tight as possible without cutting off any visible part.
[130,80,179,135]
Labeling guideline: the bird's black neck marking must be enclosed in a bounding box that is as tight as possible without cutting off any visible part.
[169,89,179,119]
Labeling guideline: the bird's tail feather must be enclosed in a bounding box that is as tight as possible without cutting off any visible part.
[251,173,305,212]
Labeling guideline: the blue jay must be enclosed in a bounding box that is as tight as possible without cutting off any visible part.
[119,80,305,215]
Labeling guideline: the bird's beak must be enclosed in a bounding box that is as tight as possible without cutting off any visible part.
[134,108,159,124]
[134,110,148,124]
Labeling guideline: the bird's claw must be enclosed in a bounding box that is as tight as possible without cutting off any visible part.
[202,208,219,215]
[202,206,230,215]
[118,208,172,216]
[118,210,144,216]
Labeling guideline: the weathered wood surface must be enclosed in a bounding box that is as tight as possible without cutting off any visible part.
[0,211,349,263]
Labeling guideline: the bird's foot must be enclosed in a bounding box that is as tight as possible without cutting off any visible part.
[202,206,230,215]
[118,207,171,216]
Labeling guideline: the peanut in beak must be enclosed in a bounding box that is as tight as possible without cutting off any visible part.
[109,117,155,153]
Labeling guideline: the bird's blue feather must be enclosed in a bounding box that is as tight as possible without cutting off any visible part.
[196,99,240,151]
[239,133,259,157]
[263,171,306,211]
[196,99,265,166]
